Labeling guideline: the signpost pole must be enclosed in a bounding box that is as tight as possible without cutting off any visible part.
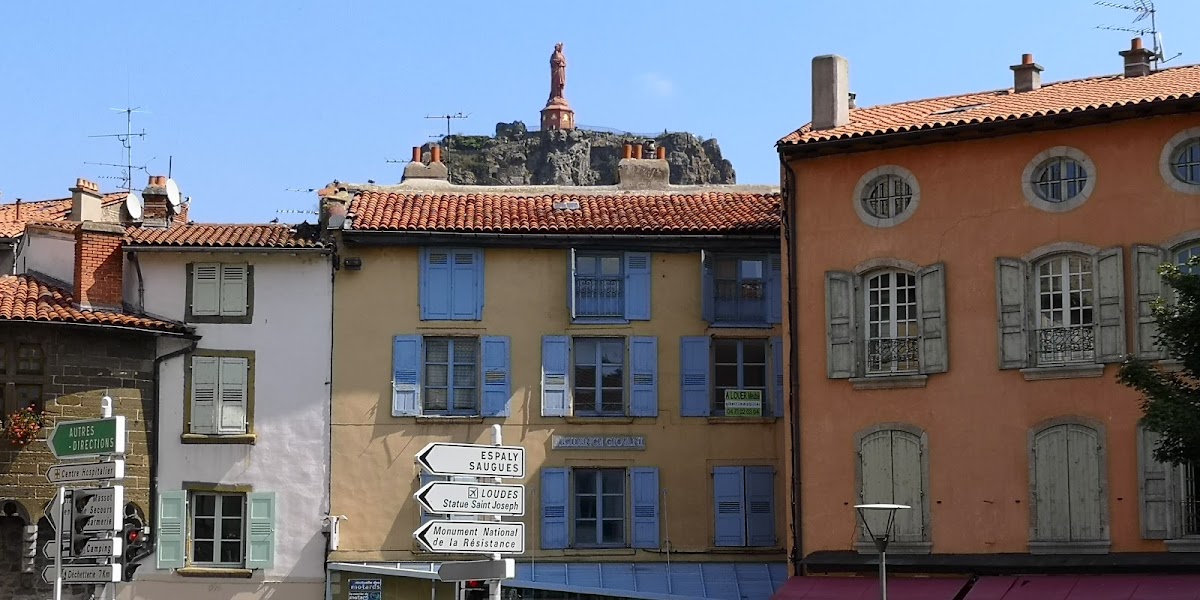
[97,396,113,600]
[489,424,502,600]
[54,485,63,600]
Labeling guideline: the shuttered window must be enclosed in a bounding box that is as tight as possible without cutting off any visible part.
[713,466,776,547]
[857,428,928,548]
[702,252,782,326]
[1029,421,1107,551]
[541,336,658,418]
[189,263,250,320]
[419,248,484,320]
[712,339,768,416]
[171,491,275,569]
[423,337,478,415]
[541,467,659,549]
[393,335,510,417]
[1138,426,1200,543]
[189,354,251,435]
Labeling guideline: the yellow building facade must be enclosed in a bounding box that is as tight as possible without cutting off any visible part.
[321,155,790,599]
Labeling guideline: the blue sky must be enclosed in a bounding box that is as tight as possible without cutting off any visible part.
[2,0,1197,223]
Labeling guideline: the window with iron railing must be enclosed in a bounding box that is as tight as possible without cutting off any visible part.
[574,253,624,318]
[1035,254,1095,366]
[865,271,919,375]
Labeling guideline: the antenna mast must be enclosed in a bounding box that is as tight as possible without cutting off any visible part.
[1095,0,1182,67]
[86,107,152,192]
[424,112,469,168]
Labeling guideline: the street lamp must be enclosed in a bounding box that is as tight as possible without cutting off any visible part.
[854,503,911,600]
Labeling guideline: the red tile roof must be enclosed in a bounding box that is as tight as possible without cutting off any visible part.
[124,223,325,249]
[0,194,127,238]
[0,275,188,333]
[347,188,781,234]
[780,63,1200,145]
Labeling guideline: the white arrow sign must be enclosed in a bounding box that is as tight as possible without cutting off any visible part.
[413,520,525,555]
[415,482,525,517]
[43,537,121,558]
[416,443,525,478]
[43,496,61,532]
[41,564,121,584]
[46,460,124,484]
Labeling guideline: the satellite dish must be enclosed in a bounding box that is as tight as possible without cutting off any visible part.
[125,191,144,220]
[165,178,182,207]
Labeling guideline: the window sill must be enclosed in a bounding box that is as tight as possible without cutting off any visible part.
[707,417,778,424]
[1158,359,1184,373]
[1028,540,1110,555]
[180,433,256,445]
[711,545,785,554]
[185,315,253,325]
[707,322,774,329]
[570,318,631,326]
[849,374,928,390]
[565,416,636,424]
[854,541,932,555]
[561,547,637,556]
[415,415,485,423]
[1166,538,1200,553]
[1020,364,1105,381]
[176,566,254,578]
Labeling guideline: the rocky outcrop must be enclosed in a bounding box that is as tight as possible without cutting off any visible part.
[432,122,736,186]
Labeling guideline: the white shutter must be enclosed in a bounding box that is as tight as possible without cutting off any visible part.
[219,264,249,316]
[218,357,248,434]
[190,356,219,434]
[191,264,221,316]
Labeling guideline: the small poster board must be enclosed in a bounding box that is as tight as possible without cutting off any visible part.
[723,389,763,417]
[349,578,383,600]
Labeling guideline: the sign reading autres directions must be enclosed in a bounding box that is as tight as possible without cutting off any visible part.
[46,416,125,459]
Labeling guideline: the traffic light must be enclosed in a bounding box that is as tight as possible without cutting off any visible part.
[461,580,489,600]
[69,490,98,556]
[121,504,150,582]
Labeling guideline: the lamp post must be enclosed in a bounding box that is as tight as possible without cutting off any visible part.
[854,503,911,600]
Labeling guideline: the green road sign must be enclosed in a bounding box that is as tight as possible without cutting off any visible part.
[46,416,125,459]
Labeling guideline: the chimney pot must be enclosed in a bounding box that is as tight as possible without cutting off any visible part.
[1132,37,1143,50]
[431,145,442,163]
[412,147,422,163]
[1120,36,1154,78]
[811,55,850,130]
[655,146,666,160]
[634,145,644,159]
[1010,53,1044,92]
[623,144,633,160]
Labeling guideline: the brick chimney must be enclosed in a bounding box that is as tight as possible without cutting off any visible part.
[811,55,850,131]
[1120,37,1154,78]
[402,144,449,182]
[618,141,670,190]
[142,175,172,228]
[73,222,125,311]
[69,178,104,222]
[1010,53,1044,92]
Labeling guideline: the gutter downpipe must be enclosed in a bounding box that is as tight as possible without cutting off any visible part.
[780,149,804,575]
[325,243,338,600]
[150,336,199,562]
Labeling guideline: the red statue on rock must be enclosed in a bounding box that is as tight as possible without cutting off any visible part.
[541,42,576,131]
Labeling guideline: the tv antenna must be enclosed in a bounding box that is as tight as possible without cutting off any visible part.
[1095,0,1182,67]
[86,107,154,192]
[425,112,469,167]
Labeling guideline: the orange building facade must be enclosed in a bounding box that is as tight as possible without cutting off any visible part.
[776,41,1200,597]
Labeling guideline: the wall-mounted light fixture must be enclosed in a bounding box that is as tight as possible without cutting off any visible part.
[343,257,363,271]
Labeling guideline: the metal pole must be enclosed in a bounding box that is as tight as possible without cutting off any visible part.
[54,485,63,600]
[879,549,887,600]
[99,396,113,600]
[489,424,502,600]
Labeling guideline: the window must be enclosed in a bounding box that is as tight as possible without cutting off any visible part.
[1160,128,1200,194]
[702,252,781,326]
[1138,426,1200,549]
[187,263,251,323]
[680,336,782,418]
[392,335,511,417]
[1021,147,1096,212]
[996,246,1124,375]
[420,248,483,320]
[712,339,768,416]
[1,341,46,424]
[155,490,275,571]
[713,466,776,547]
[569,251,651,321]
[1170,139,1200,185]
[852,166,921,227]
[855,426,929,553]
[187,353,253,437]
[1133,241,1200,359]
[539,467,659,550]
[824,263,946,385]
[1029,419,1109,553]
[540,336,657,418]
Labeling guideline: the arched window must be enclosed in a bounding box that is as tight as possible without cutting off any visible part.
[865,270,919,375]
[1033,253,1095,365]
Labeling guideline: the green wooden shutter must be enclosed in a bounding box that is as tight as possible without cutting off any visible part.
[916,263,948,374]
[217,357,248,434]
[1093,247,1126,363]
[1032,426,1072,541]
[219,264,249,317]
[1133,245,1168,360]
[156,491,186,569]
[995,258,1029,369]
[190,356,219,434]
[245,492,276,569]
[825,271,857,378]
[191,264,221,316]
[1138,426,1174,539]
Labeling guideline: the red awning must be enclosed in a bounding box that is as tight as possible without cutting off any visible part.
[963,575,1200,600]
[770,576,969,600]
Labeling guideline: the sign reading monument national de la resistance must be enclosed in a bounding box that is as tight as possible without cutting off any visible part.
[47,416,126,460]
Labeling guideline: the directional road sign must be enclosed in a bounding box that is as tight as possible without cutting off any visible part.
[438,558,515,582]
[71,486,123,534]
[415,443,525,478]
[46,459,125,484]
[41,564,121,584]
[43,537,121,559]
[415,481,525,517]
[43,496,61,531]
[46,416,125,459]
[413,520,525,555]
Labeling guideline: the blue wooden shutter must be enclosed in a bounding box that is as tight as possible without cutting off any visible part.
[541,468,569,549]
[245,492,276,569]
[420,248,452,320]
[629,336,658,417]
[541,336,570,417]
[481,336,511,417]
[156,490,186,569]
[625,252,652,320]
[713,467,746,547]
[701,251,715,322]
[680,336,711,417]
[450,250,483,320]
[770,336,783,418]
[745,467,776,547]
[631,467,660,549]
[766,254,782,324]
[392,335,422,416]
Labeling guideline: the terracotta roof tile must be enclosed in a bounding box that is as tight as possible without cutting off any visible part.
[780,64,1200,145]
[348,188,781,234]
[123,223,325,248]
[0,274,188,333]
[0,194,127,238]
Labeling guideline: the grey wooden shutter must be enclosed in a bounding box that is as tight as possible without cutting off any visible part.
[1133,245,1167,360]
[1065,424,1103,541]
[825,271,857,378]
[917,263,948,374]
[890,431,925,543]
[858,431,893,540]
[1093,247,1127,363]
[1137,426,1174,539]
[995,258,1029,369]
[1032,425,1071,541]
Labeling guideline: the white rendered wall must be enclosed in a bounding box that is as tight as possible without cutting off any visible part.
[16,230,75,285]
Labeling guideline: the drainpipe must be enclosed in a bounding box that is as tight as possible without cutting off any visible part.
[150,337,198,559]
[325,244,338,600]
[780,151,804,575]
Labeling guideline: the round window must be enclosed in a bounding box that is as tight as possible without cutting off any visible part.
[1033,157,1088,203]
[861,175,914,219]
[1171,139,1200,185]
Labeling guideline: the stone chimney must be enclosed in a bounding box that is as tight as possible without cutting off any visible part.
[1010,53,1044,92]
[69,178,104,222]
[1120,37,1154,78]
[73,221,125,311]
[402,144,449,182]
[141,175,172,228]
[811,55,850,131]
[617,142,670,190]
